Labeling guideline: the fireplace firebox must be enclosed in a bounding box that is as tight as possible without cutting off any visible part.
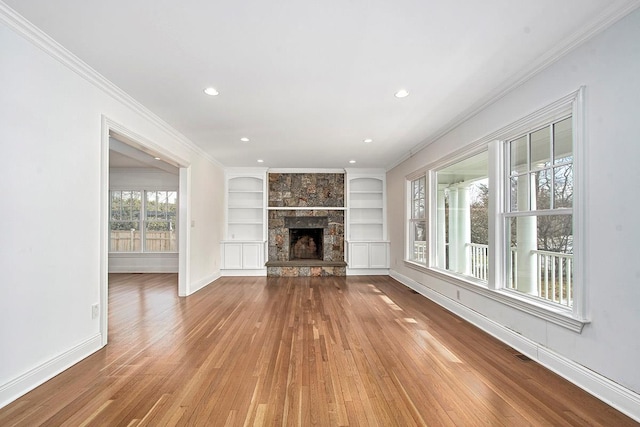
[289,228,323,260]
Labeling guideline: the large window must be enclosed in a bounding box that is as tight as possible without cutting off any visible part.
[110,190,177,252]
[409,176,426,263]
[434,151,489,281]
[405,90,583,324]
[505,117,573,306]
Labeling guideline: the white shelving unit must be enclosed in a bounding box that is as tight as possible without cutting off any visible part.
[221,169,267,275]
[346,170,389,275]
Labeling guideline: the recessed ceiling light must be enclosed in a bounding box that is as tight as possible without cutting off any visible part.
[240,137,250,142]
[349,160,356,164]
[204,87,219,96]
[363,138,373,143]
[154,157,161,160]
[394,89,409,98]
[257,159,264,163]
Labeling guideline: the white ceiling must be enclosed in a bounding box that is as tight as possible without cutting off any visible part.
[6,0,638,169]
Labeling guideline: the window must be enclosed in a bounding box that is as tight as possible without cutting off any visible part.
[110,190,177,252]
[409,176,426,263]
[145,191,178,252]
[405,88,584,327]
[505,117,573,307]
[434,151,489,281]
[110,191,142,252]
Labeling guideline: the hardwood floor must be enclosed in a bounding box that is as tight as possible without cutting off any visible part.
[1,274,636,426]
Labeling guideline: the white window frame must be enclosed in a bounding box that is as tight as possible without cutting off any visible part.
[404,87,587,331]
[407,175,427,264]
[109,189,178,254]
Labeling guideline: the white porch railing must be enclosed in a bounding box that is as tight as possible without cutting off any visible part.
[412,242,573,307]
[468,243,489,281]
[532,249,573,306]
[502,246,573,307]
[413,241,427,263]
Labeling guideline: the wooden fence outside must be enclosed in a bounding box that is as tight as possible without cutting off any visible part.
[110,230,177,252]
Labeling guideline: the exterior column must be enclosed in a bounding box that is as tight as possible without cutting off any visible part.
[437,186,446,269]
[448,187,458,272]
[516,173,537,294]
[457,185,471,276]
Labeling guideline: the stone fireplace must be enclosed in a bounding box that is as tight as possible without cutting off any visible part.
[266,173,346,277]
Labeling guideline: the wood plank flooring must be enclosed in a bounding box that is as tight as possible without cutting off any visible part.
[0,274,636,426]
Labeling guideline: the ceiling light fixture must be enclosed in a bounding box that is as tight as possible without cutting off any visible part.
[240,137,250,142]
[203,87,219,96]
[394,89,409,98]
[349,160,356,164]
[363,138,373,143]
[154,157,161,160]
[257,159,264,163]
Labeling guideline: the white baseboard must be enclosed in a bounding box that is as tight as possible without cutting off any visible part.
[221,269,267,277]
[347,268,390,276]
[0,334,103,409]
[389,269,640,423]
[189,271,222,294]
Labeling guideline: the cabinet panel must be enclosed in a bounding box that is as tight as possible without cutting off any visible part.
[349,243,370,269]
[369,243,389,268]
[242,243,263,269]
[223,243,243,269]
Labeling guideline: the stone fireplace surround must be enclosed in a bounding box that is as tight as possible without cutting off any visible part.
[266,172,346,277]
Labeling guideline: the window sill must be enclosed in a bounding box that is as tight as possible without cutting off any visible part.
[109,252,178,257]
[403,260,589,333]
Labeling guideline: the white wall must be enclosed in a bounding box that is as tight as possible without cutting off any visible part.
[108,167,179,273]
[388,7,640,414]
[0,11,224,406]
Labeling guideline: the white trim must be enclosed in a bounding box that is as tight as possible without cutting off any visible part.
[403,260,585,332]
[0,334,103,409]
[0,3,222,169]
[267,206,346,211]
[268,168,345,174]
[571,87,588,320]
[190,271,222,293]
[346,268,390,276]
[385,2,640,171]
[389,269,640,423]
[178,167,191,296]
[221,269,267,277]
[100,117,110,347]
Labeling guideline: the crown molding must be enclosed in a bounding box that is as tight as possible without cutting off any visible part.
[0,1,223,170]
[387,0,640,172]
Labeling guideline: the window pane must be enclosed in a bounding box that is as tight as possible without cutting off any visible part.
[144,191,178,252]
[554,165,573,209]
[510,136,527,174]
[507,214,573,306]
[411,177,425,219]
[410,221,427,263]
[510,174,532,212]
[554,117,573,164]
[110,222,141,252]
[534,170,551,210]
[436,151,489,281]
[145,220,177,252]
[531,127,551,170]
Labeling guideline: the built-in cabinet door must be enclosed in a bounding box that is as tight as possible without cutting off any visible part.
[369,242,388,268]
[349,242,370,269]
[242,243,262,269]
[223,243,243,269]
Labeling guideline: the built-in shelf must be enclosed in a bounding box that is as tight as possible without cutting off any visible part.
[345,170,389,274]
[222,169,268,274]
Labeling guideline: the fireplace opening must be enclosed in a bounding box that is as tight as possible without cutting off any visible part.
[289,228,323,260]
